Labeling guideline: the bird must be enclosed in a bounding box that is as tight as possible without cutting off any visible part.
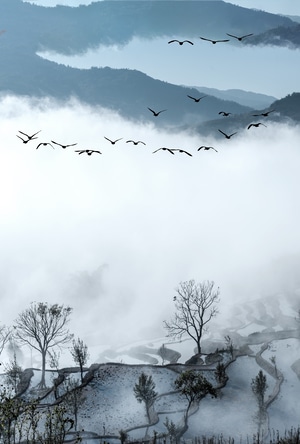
[168,39,194,45]
[252,110,275,117]
[126,140,146,145]
[200,36,229,44]
[36,142,54,149]
[172,149,193,157]
[187,95,207,103]
[218,129,237,139]
[75,150,102,156]
[247,123,267,129]
[198,146,218,152]
[153,147,175,155]
[219,111,232,117]
[148,108,167,117]
[18,130,41,141]
[104,137,123,144]
[51,141,78,148]
[16,135,34,144]
[226,33,254,41]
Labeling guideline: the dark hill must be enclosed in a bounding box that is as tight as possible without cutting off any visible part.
[0,0,298,129]
[0,0,297,55]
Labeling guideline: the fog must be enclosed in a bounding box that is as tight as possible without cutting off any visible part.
[1,94,300,356]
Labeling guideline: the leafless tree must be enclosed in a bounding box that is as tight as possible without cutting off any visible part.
[14,302,73,389]
[0,324,11,357]
[164,280,220,354]
[70,337,89,383]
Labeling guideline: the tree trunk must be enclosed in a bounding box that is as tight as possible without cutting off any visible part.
[39,350,47,389]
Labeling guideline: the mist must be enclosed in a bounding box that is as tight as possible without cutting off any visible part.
[1,94,300,360]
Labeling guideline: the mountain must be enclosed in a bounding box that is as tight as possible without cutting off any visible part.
[1,0,296,55]
[0,0,299,129]
[190,86,277,109]
[185,93,300,138]
[243,23,300,48]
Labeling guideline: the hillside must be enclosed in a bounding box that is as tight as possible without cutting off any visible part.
[243,23,300,48]
[2,292,300,444]
[0,0,299,129]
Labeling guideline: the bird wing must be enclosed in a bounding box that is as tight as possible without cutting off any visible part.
[241,33,254,39]
[18,131,30,138]
[104,136,113,142]
[16,135,26,142]
[230,132,238,137]
[200,37,211,42]
[168,40,178,44]
[218,129,227,136]
[187,95,196,100]
[158,109,167,114]
[51,141,62,147]
[226,33,238,39]
[148,108,155,114]
[218,39,230,42]
[182,150,192,156]
[31,130,41,138]
[184,40,194,45]
[247,124,253,129]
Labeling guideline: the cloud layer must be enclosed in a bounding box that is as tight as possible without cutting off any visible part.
[1,95,300,354]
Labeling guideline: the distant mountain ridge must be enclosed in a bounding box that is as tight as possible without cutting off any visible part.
[0,0,299,131]
[190,86,277,109]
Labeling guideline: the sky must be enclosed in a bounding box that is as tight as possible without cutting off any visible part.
[1,1,300,364]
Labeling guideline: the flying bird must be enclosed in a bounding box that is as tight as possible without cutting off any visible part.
[226,33,254,41]
[187,95,207,103]
[51,141,78,148]
[198,146,218,152]
[75,150,102,156]
[247,123,267,129]
[148,108,167,117]
[200,36,229,44]
[252,110,275,117]
[168,39,194,45]
[218,129,237,139]
[104,137,123,144]
[172,149,193,157]
[126,140,146,145]
[16,135,35,144]
[153,147,175,155]
[18,130,41,141]
[36,142,54,149]
[219,111,232,117]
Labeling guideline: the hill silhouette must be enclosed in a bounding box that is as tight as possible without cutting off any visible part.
[0,0,299,129]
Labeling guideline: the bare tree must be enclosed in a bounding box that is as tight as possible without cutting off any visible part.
[70,337,89,383]
[0,324,11,357]
[14,302,73,389]
[164,280,220,354]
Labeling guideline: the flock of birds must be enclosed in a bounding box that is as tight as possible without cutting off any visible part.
[14,31,276,157]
